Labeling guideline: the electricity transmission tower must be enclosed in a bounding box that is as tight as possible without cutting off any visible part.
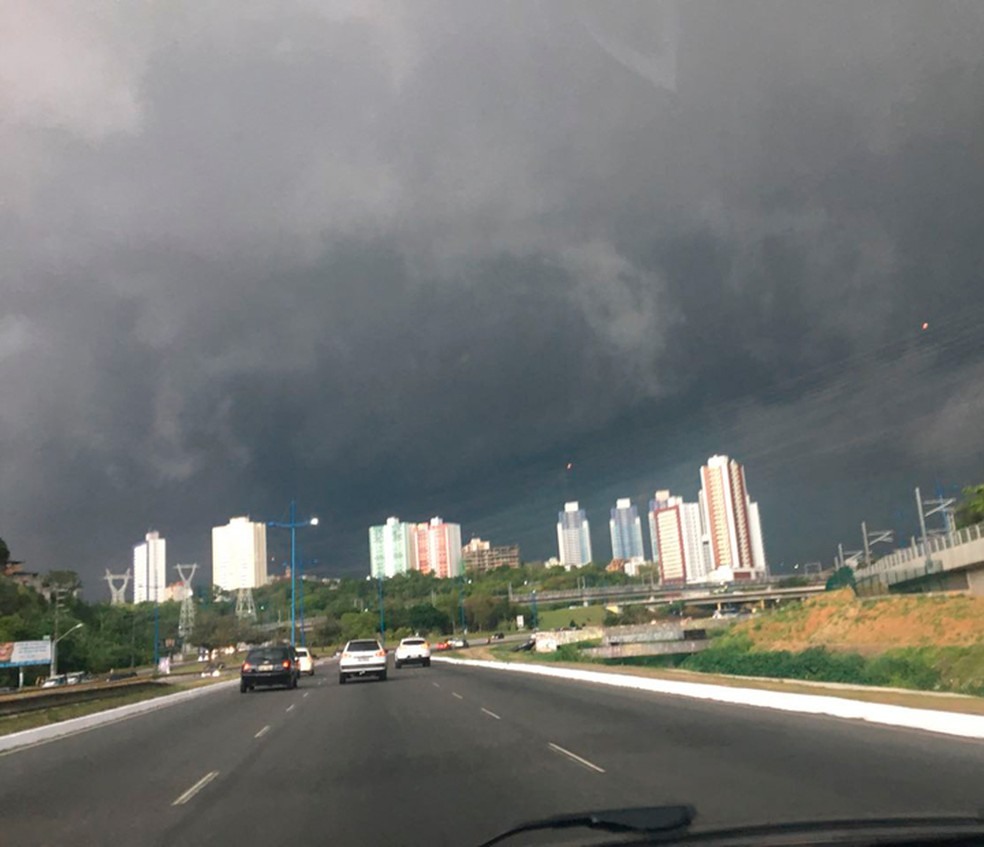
[176,564,197,642]
[104,569,132,605]
[235,587,257,622]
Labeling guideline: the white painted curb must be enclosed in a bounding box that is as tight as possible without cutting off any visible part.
[0,678,239,755]
[434,658,984,740]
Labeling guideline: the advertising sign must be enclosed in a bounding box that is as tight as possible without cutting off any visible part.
[0,640,52,668]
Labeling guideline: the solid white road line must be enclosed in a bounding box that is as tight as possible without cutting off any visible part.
[286,704,295,712]
[255,726,270,739]
[481,708,501,720]
[452,692,464,700]
[547,742,606,774]
[172,771,220,806]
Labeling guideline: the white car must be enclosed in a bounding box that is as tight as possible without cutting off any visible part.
[295,646,315,676]
[394,637,431,669]
[339,639,387,683]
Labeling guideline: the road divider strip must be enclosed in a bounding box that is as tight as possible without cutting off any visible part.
[0,678,239,756]
[433,658,984,740]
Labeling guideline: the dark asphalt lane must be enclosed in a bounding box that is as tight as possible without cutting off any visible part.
[2,659,983,847]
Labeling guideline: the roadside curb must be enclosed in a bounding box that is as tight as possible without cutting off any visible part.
[0,677,239,755]
[433,657,984,740]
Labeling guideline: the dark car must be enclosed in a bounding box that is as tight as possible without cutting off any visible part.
[240,645,299,692]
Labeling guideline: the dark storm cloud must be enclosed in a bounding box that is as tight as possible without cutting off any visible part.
[2,1,983,590]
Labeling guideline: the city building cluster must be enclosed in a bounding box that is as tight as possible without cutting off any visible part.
[557,454,768,583]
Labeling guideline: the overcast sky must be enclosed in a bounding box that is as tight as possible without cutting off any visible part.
[2,1,984,595]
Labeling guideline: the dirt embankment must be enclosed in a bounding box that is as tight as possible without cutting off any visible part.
[735,589,984,654]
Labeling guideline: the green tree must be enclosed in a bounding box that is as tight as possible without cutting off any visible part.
[825,566,856,592]
[955,485,984,530]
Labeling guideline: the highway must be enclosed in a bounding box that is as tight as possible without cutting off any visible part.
[2,659,983,846]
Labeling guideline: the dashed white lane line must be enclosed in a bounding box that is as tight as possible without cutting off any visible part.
[172,771,220,806]
[286,704,296,712]
[481,708,501,720]
[547,742,606,774]
[303,692,310,698]
[254,725,270,739]
[452,692,464,700]
[432,682,441,688]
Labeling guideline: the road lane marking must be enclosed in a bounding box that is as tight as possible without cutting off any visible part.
[303,692,310,698]
[452,692,464,700]
[432,682,441,688]
[286,704,295,712]
[172,771,220,806]
[255,725,270,738]
[547,742,606,774]
[481,708,501,720]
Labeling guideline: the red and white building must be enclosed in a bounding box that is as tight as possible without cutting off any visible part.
[412,517,463,579]
[649,491,709,585]
[698,455,767,580]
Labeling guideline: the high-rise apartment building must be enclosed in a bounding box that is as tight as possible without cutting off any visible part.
[413,517,463,579]
[557,501,593,568]
[609,498,645,564]
[699,455,767,580]
[369,517,417,579]
[212,517,268,590]
[649,491,709,584]
[133,531,166,603]
[462,538,521,574]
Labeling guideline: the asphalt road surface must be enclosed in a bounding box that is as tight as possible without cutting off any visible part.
[3,659,984,846]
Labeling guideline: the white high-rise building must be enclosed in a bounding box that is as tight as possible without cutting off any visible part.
[212,517,268,590]
[699,455,767,580]
[557,501,593,569]
[133,531,166,603]
[649,492,709,584]
[369,517,417,579]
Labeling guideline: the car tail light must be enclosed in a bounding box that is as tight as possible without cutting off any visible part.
[375,649,386,657]
[423,642,430,649]
[242,662,252,671]
[342,652,351,660]
[282,660,291,669]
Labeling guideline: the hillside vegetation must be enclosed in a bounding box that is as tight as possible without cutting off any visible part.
[735,589,984,653]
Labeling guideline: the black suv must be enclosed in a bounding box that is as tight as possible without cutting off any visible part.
[240,645,299,692]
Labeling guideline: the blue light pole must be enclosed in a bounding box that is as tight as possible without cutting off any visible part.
[267,500,319,647]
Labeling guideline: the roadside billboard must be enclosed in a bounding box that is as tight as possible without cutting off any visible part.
[0,640,52,668]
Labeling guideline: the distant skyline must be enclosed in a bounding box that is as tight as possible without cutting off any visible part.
[3,2,983,595]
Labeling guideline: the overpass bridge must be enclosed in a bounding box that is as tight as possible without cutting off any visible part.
[508,582,826,607]
[855,520,984,596]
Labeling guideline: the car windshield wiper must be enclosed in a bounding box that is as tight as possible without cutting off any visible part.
[478,804,696,847]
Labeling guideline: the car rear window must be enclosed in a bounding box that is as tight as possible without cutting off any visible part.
[402,639,426,646]
[295,648,309,656]
[246,647,288,662]
[347,640,380,652]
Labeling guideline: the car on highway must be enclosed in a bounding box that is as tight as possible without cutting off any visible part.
[295,646,315,675]
[338,638,387,683]
[450,637,469,649]
[240,645,299,692]
[394,637,431,669]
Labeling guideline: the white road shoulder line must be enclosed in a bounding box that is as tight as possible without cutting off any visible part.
[481,707,501,720]
[255,725,270,738]
[452,692,464,700]
[548,742,606,773]
[172,770,220,806]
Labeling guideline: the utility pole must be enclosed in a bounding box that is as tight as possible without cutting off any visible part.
[861,522,894,567]
[377,576,385,645]
[916,486,931,570]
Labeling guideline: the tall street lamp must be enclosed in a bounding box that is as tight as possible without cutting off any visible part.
[50,622,84,679]
[267,500,318,647]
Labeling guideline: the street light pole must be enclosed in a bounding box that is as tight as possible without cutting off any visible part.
[267,501,319,648]
[50,622,84,678]
[377,576,385,645]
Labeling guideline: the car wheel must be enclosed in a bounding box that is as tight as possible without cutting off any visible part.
[424,658,431,667]
[378,671,387,682]
[338,674,346,685]
[240,680,248,693]
[394,660,402,669]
